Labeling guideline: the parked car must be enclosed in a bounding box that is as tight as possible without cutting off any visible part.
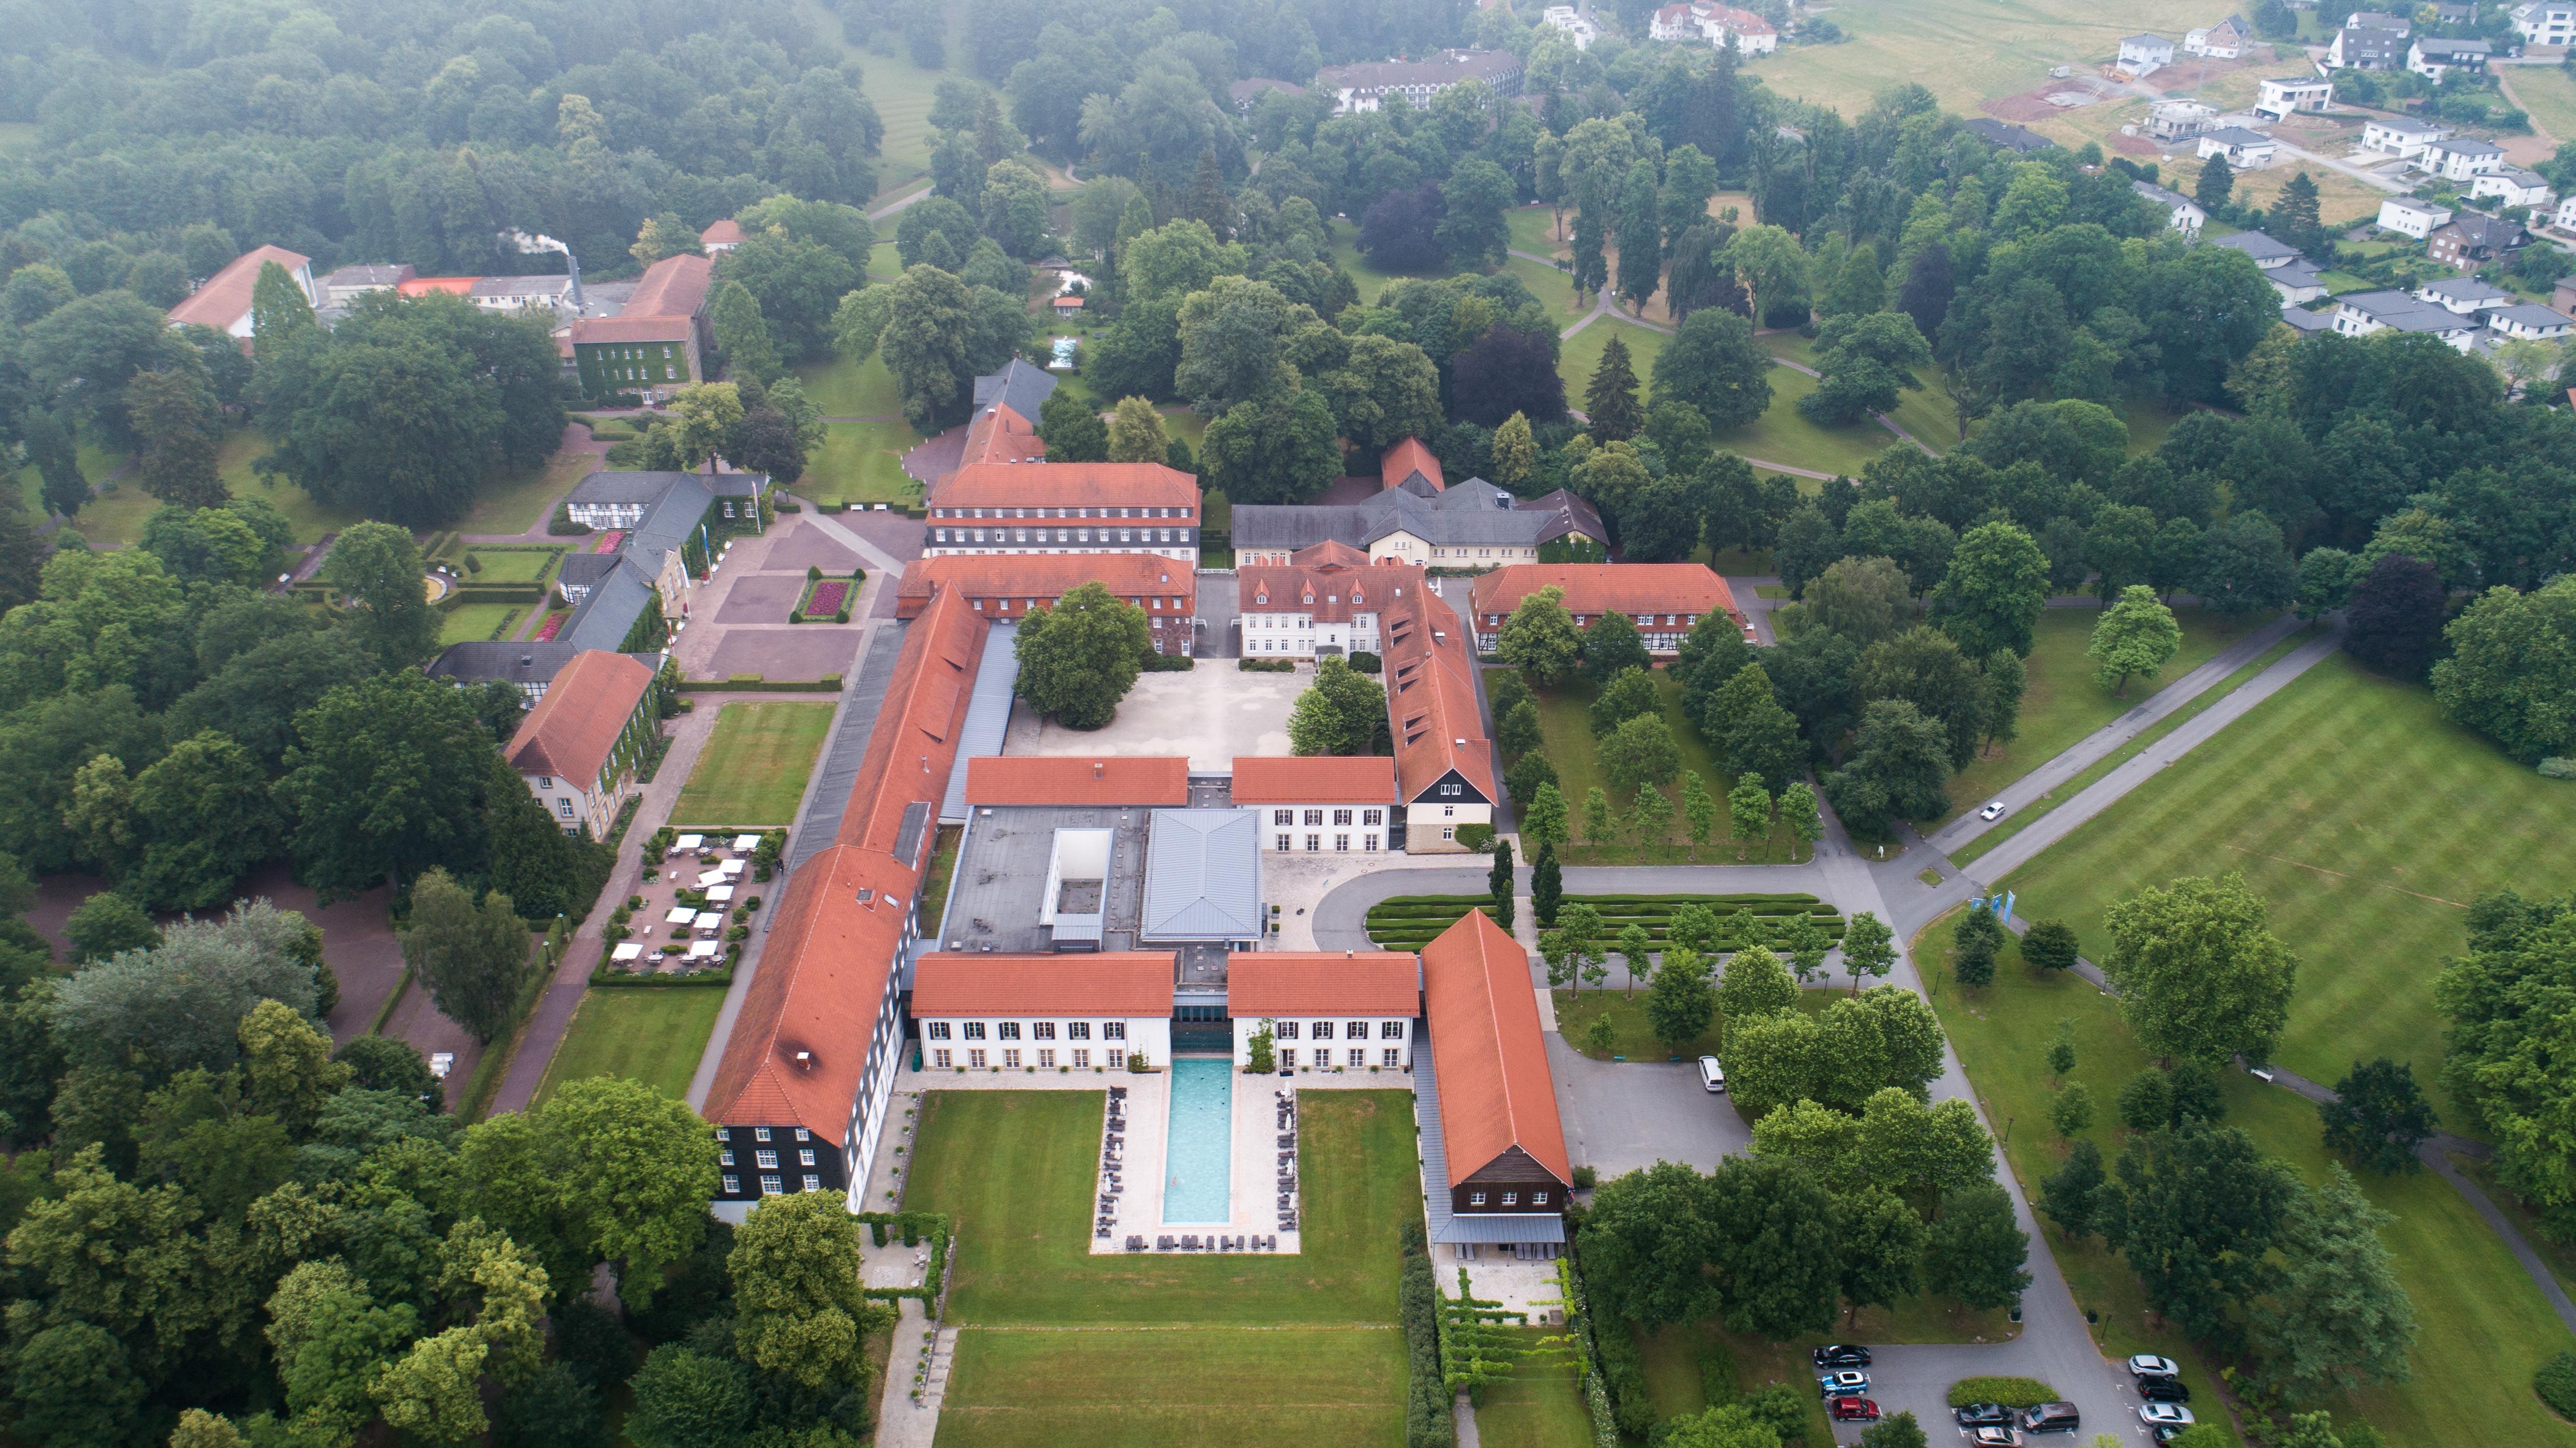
[1828,1397,1881,1423]
[2020,1402,2082,1435]
[2128,1354,2180,1380]
[2140,1378,2191,1403]
[2151,1427,2192,1446]
[1699,1055,1726,1092]
[1969,1428,2020,1448]
[1810,1344,1870,1368]
[1954,1403,2014,1428]
[1815,1369,1870,1397]
[1979,800,2008,821]
[2138,1404,2195,1430]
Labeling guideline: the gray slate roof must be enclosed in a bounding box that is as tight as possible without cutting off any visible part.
[972,358,1057,422]
[2134,179,2201,211]
[2270,262,2328,290]
[2280,306,2337,331]
[2489,303,2574,328]
[557,553,620,589]
[2203,125,2278,147]
[553,471,769,653]
[2415,35,2492,53]
[2212,230,2301,264]
[427,642,665,687]
[2439,137,2507,157]
[1962,117,2056,153]
[1232,477,1566,551]
[2340,289,2478,333]
[1139,808,1263,941]
[568,470,703,505]
[2440,212,2526,249]
[2421,276,2514,302]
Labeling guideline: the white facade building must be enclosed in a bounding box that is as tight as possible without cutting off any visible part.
[2378,195,2455,238]
[1540,5,1599,49]
[1227,952,1420,1072]
[2255,76,2336,119]
[2472,168,2557,209]
[2361,116,2445,157]
[2198,125,2281,168]
[1234,756,1401,857]
[1649,1,1780,52]
[2119,33,2177,74]
[2512,0,2574,46]
[2424,136,2507,182]
[913,955,1175,1072]
[2185,16,2251,57]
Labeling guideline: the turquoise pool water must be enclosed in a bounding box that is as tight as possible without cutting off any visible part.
[1163,1058,1233,1224]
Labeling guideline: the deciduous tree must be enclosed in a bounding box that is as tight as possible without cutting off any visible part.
[2321,1058,2434,1176]
[1653,308,1773,430]
[2101,873,2299,1064]
[1922,1181,2031,1310]
[2088,585,2181,696]
[399,868,531,1045]
[1014,582,1150,729]
[2252,1163,2417,1401]
[1497,587,1584,686]
[1933,521,2050,660]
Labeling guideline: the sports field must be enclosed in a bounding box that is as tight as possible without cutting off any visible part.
[669,702,835,827]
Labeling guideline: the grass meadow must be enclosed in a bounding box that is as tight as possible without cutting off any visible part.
[668,702,836,827]
[531,987,725,1106]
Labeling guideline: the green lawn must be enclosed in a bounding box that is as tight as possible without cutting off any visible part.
[1506,205,1569,259]
[1558,320,1669,416]
[1504,253,1582,326]
[795,0,966,191]
[1554,987,1721,1060]
[2504,66,2576,146]
[1996,653,2576,1132]
[803,418,926,506]
[935,1327,1407,1447]
[669,702,834,827]
[532,988,725,1106]
[1326,229,1446,305]
[1717,363,1913,478]
[1922,913,2576,1448]
[451,445,594,536]
[463,547,560,584]
[437,603,519,645]
[1934,605,2277,825]
[798,353,909,418]
[1492,665,1808,864]
[1464,1328,1590,1448]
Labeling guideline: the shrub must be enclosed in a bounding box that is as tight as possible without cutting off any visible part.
[1945,1377,2058,1409]
[808,564,822,580]
[548,508,593,537]
[1141,651,1196,671]
[463,551,482,574]
[2539,1352,2576,1419]
[1455,823,1496,852]
[1349,650,1381,673]
[2541,758,2576,780]
[1239,658,1297,672]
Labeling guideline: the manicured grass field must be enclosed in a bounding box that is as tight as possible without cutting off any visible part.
[1933,605,2275,824]
[463,547,560,584]
[1554,987,1721,1060]
[797,353,909,418]
[935,1327,1407,1447]
[669,702,835,827]
[1996,654,2576,1130]
[1921,914,2576,1448]
[803,419,926,506]
[1463,1328,1591,1448]
[532,987,726,1106]
[437,603,519,645]
[1557,320,1669,416]
[1504,253,1581,324]
[1326,230,1442,305]
[451,445,595,536]
[905,1089,1416,1325]
[1718,362,1916,478]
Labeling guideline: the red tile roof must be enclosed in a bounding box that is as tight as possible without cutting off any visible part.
[1383,585,1494,803]
[930,461,1202,513]
[701,219,746,246]
[1469,564,1740,627]
[911,953,1177,1017]
[397,276,479,296]
[1226,952,1421,1016]
[504,650,653,784]
[836,583,989,856]
[893,553,1194,618]
[166,245,311,331]
[627,252,715,319]
[1239,553,1419,625]
[1229,756,1400,804]
[1381,436,1443,493]
[961,402,1046,469]
[963,757,1190,807]
[1422,911,1569,1187]
[569,315,695,344]
[1053,294,1084,309]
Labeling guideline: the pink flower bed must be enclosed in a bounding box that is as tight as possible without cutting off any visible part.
[535,613,565,642]
[805,580,849,616]
[594,531,625,553]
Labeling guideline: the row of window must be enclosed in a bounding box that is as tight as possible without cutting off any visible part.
[607,366,678,382]
[598,345,676,360]
[1465,1188,1551,1206]
[971,595,1186,613]
[937,505,1191,519]
[1271,1019,1407,1040]
[934,528,1187,545]
[1271,808,1381,826]
[1481,612,1699,629]
[938,1047,1123,1069]
[1278,1047,1402,1067]
[719,1146,819,1169]
[1278,832,1380,852]
[926,1020,1129,1041]
[722,1126,813,1142]
[722,1173,823,1195]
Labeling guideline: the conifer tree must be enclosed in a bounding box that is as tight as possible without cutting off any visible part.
[1586,333,1645,442]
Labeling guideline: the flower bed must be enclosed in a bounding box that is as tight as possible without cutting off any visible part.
[594,530,625,553]
[534,612,565,642]
[806,579,849,616]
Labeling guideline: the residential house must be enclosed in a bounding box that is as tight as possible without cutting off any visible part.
[2559,195,2576,233]
[1312,49,1524,113]
[2198,125,2281,168]
[505,649,659,838]
[2415,275,2516,312]
[2428,210,2527,269]
[467,275,579,316]
[568,253,714,403]
[1960,117,2057,154]
[700,219,745,254]
[2119,33,2177,75]
[2377,195,2456,237]
[1230,457,1606,569]
[2346,10,2414,34]
[315,263,415,304]
[2268,261,2331,305]
[2431,3,2478,22]
[2255,75,2336,119]
[2361,115,2446,156]
[1384,583,1493,852]
[2558,272,2576,312]
[164,244,319,348]
[1227,78,1309,112]
[2487,303,2575,340]
[910,953,1176,1071]
[2511,0,2574,45]
[2135,180,2210,233]
[1540,5,1600,49]
[702,581,988,1213]
[2328,24,2408,67]
[1649,2,1781,53]
[2210,230,2303,268]
[1419,910,1571,1262]
[1228,952,1419,1071]
[924,462,1201,563]
[1239,543,1424,659]
[2185,15,2252,56]
[2280,305,2339,331]
[2424,136,2506,181]
[2332,289,2484,348]
[556,471,770,654]
[1051,293,1084,319]
[2147,100,2220,140]
[427,641,666,702]
[2472,167,2557,209]
[1468,563,1742,655]
[2409,35,2493,77]
[895,553,1197,654]
[1233,757,1403,857]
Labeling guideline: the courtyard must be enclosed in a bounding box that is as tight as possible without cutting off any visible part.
[665,514,875,682]
[999,666,1305,771]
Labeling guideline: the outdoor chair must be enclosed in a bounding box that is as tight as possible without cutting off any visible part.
[1157,1236,1174,1250]
[1127,1236,1145,1251]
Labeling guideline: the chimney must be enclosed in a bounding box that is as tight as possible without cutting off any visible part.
[793,1050,814,1070]
[1093,761,1105,779]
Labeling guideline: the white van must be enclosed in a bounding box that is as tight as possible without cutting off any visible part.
[1698,1056,1726,1092]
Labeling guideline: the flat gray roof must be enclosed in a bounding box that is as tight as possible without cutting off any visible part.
[940,621,1020,825]
[941,804,1154,954]
[1140,808,1263,942]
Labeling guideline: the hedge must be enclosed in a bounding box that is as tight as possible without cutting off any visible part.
[1140,652,1196,671]
[1398,1224,1452,1448]
[677,674,845,692]
[1363,891,1844,950]
[591,964,735,987]
[1239,658,1297,672]
[1947,1376,2059,1409]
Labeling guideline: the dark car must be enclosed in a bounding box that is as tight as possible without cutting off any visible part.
[2020,1401,2082,1436]
[1829,1397,1881,1423]
[1811,1344,1871,1369]
[1955,1403,2015,1428]
[2141,1378,2191,1403]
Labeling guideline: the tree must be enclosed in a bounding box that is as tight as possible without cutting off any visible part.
[1662,1404,1787,1448]
[2194,512,2298,616]
[2194,155,2235,214]
[1532,842,1564,926]
[1981,647,2027,750]
[1038,388,1109,463]
[1836,911,1894,996]
[1523,783,1570,854]
[1653,309,1774,430]
[625,1346,751,1448]
[2040,1139,2109,1242]
[1497,587,1585,686]
[1682,771,1717,859]
[1954,930,1997,988]
[1489,838,1518,932]
[2110,1123,2300,1350]
[1779,782,1823,862]
[252,258,318,345]
[1923,1181,2033,1311]
[129,367,228,508]
[1628,785,1675,851]
[1014,582,1150,729]
[2430,579,2576,765]
[2022,919,2081,973]
[1727,224,1812,328]
[1490,412,1539,488]
[1776,504,1842,598]
[1358,180,1444,272]
[123,730,282,910]
[1586,332,1645,442]
[1824,699,1954,836]
[1726,776,1771,859]
[2342,553,2446,682]
[1439,159,1515,267]
[2088,585,2182,696]
[9,1321,147,1447]
[1836,1185,1928,1325]
[707,280,783,385]
[731,1192,896,1390]
[1601,713,1682,792]
[1106,396,1171,463]
[1200,387,1342,505]
[879,263,979,429]
[1706,1154,1843,1337]
[1647,946,1717,1052]
[1579,1160,1726,1326]
[274,669,491,899]
[325,522,442,670]
[1719,941,1799,1029]
[2101,873,2299,1064]
[1289,657,1387,756]
[1583,611,1653,684]
[2254,1164,2418,1400]
[1933,521,2050,660]
[1804,555,1911,645]
[2273,170,2325,256]
[2321,1058,2434,1176]
[64,890,160,961]
[2052,1081,2097,1137]
[400,868,532,1044]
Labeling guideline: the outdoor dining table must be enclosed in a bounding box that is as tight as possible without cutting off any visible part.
[664,906,696,925]
[696,869,726,888]
[706,884,735,904]
[732,834,762,853]
[688,940,720,960]
[610,942,644,962]
[672,833,705,853]
[692,911,725,935]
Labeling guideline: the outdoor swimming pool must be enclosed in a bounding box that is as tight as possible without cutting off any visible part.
[1162,1057,1232,1223]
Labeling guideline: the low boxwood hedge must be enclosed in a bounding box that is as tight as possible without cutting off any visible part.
[1945,1377,2058,1409]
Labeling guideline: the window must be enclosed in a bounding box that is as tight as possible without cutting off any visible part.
[1104,1021,1126,1040]
[1468,1191,1486,1206]
[928,1021,952,1040]
[1502,1191,1519,1206]
[1274,809,1294,825]
[1033,1022,1056,1040]
[964,1022,986,1040]
[798,1148,816,1166]
[557,799,575,818]
[1304,809,1324,826]
[1443,805,1456,818]
[1068,1021,1091,1040]
[1003,1049,1021,1068]
[1383,1047,1402,1067]
[720,1150,735,1166]
[1277,833,1292,851]
[755,1127,772,1142]
[1442,783,1461,796]
[1306,834,1321,851]
[1382,1020,1407,1039]
[1335,833,1349,852]
[723,1174,740,1194]
[537,776,553,789]
[1442,827,1456,841]
[1533,1190,1550,1205]
[1037,1049,1055,1068]
[794,1128,809,1142]
[1348,1020,1368,1040]
[756,1150,779,1169]
[998,1022,1021,1040]
[1313,1021,1334,1040]
[1333,808,1353,826]
[1107,1048,1126,1067]
[803,1175,822,1192]
[1072,1048,1090,1068]
[1364,835,1380,852]
[968,1048,987,1068]
[1276,1020,1299,1039]
[1278,1048,1296,1068]
[761,1175,782,1195]
[933,1048,952,1068]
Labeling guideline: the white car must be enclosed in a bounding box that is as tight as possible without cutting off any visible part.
[2137,1404,2195,1429]
[1978,800,2007,821]
[2128,1354,2180,1380]
[1698,1055,1726,1092]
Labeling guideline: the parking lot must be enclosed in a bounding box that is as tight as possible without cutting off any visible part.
[1548,1038,1751,1179]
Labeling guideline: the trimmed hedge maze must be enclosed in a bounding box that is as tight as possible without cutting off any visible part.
[1362,893,1844,952]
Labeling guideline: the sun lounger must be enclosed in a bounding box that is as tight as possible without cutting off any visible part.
[1157,1236,1175,1250]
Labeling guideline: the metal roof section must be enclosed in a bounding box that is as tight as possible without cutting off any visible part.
[788,624,907,872]
[940,620,1019,824]
[1413,1028,1567,1245]
[1139,808,1263,942]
